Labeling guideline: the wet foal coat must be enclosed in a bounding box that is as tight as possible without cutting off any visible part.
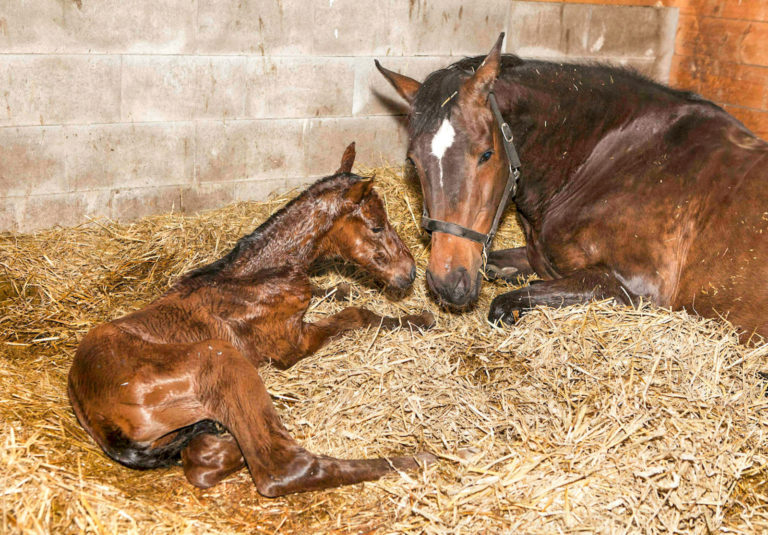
[378,35,768,342]
[68,145,434,496]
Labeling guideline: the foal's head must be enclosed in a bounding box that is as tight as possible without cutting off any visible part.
[376,35,510,307]
[321,144,417,291]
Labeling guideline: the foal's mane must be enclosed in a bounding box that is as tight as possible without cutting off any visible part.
[181,172,365,282]
[410,54,711,137]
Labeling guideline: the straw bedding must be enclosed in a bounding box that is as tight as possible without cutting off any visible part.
[1,165,767,534]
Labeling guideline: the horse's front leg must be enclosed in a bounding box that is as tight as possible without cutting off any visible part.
[486,247,535,283]
[271,307,435,370]
[488,267,636,324]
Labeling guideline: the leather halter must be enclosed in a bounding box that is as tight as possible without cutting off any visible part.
[421,92,522,258]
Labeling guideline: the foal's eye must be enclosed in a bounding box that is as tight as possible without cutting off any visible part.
[478,150,493,164]
[405,157,415,167]
[371,227,384,234]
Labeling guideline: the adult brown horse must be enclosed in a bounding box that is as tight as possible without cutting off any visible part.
[377,33,768,342]
[68,143,435,497]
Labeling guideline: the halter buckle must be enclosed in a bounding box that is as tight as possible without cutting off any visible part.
[501,122,514,143]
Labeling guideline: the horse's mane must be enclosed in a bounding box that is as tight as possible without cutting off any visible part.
[410,54,714,137]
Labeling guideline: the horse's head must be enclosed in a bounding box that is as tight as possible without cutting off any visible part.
[322,143,417,292]
[376,34,509,308]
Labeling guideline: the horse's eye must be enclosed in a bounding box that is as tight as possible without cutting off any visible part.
[405,157,415,167]
[478,150,493,164]
[371,227,384,234]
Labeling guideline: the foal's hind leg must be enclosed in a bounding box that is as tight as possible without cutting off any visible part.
[272,307,435,369]
[486,247,535,283]
[196,340,434,496]
[181,432,244,489]
[488,266,636,324]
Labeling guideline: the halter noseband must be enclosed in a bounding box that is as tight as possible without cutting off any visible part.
[421,92,522,258]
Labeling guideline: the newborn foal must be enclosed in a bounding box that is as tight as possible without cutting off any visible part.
[68,144,434,497]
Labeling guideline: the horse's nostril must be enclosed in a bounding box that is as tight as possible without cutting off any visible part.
[453,267,469,295]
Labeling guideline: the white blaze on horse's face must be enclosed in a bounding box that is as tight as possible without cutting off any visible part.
[430,118,455,187]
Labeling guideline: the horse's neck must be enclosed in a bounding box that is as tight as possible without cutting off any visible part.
[498,70,644,219]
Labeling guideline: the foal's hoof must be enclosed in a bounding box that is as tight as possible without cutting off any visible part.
[382,310,435,331]
[330,282,351,301]
[404,310,436,330]
[414,451,438,466]
[389,450,438,472]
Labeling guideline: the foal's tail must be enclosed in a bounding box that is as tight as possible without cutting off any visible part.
[68,343,224,470]
[197,339,434,497]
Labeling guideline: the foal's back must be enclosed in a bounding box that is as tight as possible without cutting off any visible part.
[109,262,309,355]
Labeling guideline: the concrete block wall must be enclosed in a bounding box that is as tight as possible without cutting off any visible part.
[0,0,677,232]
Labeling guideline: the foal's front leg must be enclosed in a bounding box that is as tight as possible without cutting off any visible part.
[271,307,435,369]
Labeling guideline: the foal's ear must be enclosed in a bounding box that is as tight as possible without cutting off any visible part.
[375,60,421,105]
[460,33,504,104]
[344,177,375,204]
[336,142,356,174]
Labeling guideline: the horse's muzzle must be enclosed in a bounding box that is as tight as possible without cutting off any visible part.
[426,267,478,308]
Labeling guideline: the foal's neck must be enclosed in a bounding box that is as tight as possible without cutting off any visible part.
[237,200,340,275]
[190,192,343,281]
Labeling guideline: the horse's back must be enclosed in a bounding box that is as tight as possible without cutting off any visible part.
[673,130,768,339]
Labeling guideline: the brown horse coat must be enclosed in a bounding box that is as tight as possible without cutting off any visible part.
[68,144,435,496]
[378,35,768,342]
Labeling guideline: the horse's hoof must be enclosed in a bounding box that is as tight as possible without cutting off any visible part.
[488,295,522,325]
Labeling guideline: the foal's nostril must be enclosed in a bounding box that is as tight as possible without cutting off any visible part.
[409,266,417,283]
[393,275,411,290]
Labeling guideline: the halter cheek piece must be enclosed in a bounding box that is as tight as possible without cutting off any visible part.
[421,92,522,259]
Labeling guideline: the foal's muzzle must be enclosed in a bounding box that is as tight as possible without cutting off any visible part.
[391,265,417,291]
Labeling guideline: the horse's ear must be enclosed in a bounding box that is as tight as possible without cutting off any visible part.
[336,142,356,174]
[344,176,375,204]
[375,60,421,105]
[460,33,504,104]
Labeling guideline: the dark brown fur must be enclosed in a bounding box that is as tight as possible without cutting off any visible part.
[378,35,768,342]
[68,144,435,497]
